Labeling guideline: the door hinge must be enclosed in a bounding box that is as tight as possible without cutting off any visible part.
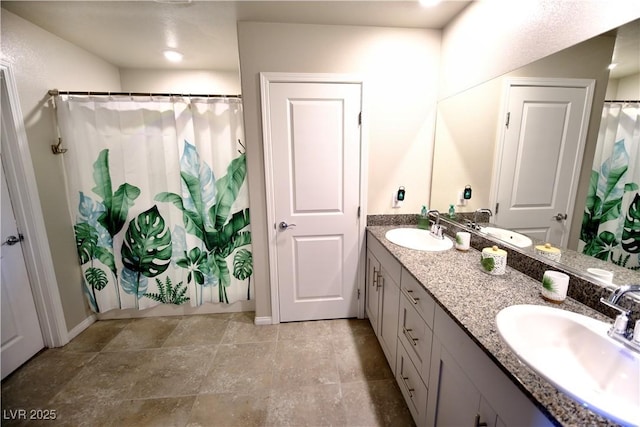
[505,112,510,128]
[357,206,361,218]
[358,112,362,126]
[357,289,361,299]
[495,202,500,215]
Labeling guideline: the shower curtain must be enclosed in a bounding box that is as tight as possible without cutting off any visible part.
[56,95,253,312]
[579,102,640,270]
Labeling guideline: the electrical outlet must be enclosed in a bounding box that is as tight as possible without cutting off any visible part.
[457,191,467,206]
[392,192,403,208]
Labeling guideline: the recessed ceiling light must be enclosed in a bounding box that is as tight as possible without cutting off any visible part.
[608,63,618,70]
[419,0,442,6]
[163,50,183,63]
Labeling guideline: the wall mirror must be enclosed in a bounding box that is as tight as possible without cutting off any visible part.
[431,18,640,285]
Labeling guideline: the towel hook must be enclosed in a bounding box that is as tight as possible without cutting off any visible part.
[51,137,68,155]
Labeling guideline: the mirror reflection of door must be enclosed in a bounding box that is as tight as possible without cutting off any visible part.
[492,78,595,248]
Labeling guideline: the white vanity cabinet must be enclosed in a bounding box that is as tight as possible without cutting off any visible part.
[365,235,401,371]
[366,232,554,427]
[398,271,435,381]
[426,306,554,427]
[396,269,436,426]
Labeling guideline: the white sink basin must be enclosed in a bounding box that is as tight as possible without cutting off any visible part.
[385,228,453,252]
[479,226,533,248]
[496,304,640,426]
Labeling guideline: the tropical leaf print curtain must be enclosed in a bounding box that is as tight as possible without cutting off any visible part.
[56,95,253,312]
[579,102,640,270]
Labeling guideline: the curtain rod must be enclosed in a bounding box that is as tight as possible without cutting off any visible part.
[604,99,640,103]
[48,89,241,99]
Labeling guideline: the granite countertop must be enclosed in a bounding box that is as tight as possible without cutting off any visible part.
[367,225,617,427]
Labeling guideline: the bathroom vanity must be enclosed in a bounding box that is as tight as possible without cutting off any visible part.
[365,224,623,426]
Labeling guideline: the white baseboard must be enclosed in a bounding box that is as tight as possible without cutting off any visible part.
[97,300,255,320]
[66,314,96,342]
[254,316,273,325]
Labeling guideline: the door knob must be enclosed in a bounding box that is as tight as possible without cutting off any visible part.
[2,234,24,246]
[278,221,297,230]
[552,213,568,222]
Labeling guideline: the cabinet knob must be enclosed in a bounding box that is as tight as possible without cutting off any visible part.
[377,273,384,288]
[404,288,420,304]
[403,327,419,345]
[401,376,415,398]
[474,414,488,427]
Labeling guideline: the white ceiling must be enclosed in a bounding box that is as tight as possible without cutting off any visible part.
[2,1,637,79]
[1,0,471,71]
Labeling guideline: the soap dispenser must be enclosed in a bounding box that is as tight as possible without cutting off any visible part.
[448,204,455,218]
[418,205,430,229]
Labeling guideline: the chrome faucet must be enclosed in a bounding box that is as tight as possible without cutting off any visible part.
[600,284,640,352]
[469,208,493,230]
[426,209,446,239]
[604,284,640,305]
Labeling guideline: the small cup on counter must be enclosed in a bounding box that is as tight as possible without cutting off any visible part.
[455,231,471,251]
[481,246,507,275]
[541,270,570,303]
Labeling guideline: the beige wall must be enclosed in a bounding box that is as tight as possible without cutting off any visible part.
[4,2,639,329]
[431,78,502,213]
[613,72,640,100]
[1,10,122,332]
[431,35,615,250]
[238,21,441,319]
[120,69,241,94]
[440,1,640,99]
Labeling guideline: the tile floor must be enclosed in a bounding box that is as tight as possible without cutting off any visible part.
[1,312,414,426]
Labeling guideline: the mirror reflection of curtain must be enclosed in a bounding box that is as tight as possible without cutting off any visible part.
[56,95,252,313]
[579,102,640,270]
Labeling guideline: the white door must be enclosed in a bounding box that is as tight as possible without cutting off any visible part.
[263,78,362,322]
[494,80,593,247]
[1,158,44,379]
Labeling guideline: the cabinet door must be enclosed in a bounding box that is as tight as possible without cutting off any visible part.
[429,341,496,427]
[431,306,552,427]
[365,249,381,332]
[378,266,400,370]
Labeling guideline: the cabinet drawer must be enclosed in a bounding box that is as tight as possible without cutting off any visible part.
[397,341,428,427]
[401,269,435,328]
[367,233,401,285]
[398,293,433,383]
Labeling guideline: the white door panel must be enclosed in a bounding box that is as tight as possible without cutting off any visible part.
[1,159,44,379]
[292,235,343,300]
[264,79,362,322]
[289,100,344,213]
[495,81,593,247]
